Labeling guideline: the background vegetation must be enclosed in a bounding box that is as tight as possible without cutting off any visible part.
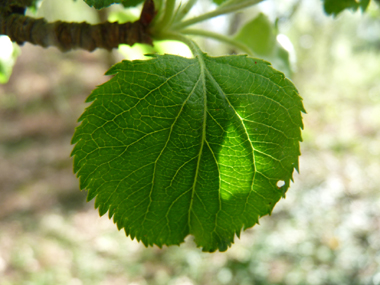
[0,0,380,284]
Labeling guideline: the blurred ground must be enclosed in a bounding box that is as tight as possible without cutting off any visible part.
[1,0,380,284]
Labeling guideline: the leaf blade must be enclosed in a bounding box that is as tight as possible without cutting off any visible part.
[234,13,293,76]
[72,53,304,252]
[322,0,370,16]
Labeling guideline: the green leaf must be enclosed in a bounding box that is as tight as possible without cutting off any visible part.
[234,13,277,57]
[71,53,304,252]
[272,44,292,77]
[83,0,143,9]
[323,0,370,16]
[0,36,20,84]
[234,13,292,77]
[122,0,144,8]
[213,0,229,5]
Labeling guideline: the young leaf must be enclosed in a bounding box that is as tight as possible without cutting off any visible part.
[234,13,277,57]
[323,0,370,16]
[234,13,292,76]
[71,53,304,252]
[83,0,143,9]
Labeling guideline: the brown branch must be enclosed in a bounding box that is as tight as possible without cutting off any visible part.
[0,0,155,52]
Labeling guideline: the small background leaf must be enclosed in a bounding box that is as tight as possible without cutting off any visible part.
[234,13,293,77]
[83,0,143,9]
[72,53,304,252]
[0,36,20,84]
[121,0,144,8]
[212,0,229,5]
[323,0,370,16]
[234,13,277,56]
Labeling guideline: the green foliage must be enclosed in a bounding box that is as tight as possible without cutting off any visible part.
[83,0,143,9]
[71,53,304,252]
[213,0,229,5]
[122,0,145,8]
[0,36,19,84]
[234,13,276,56]
[234,13,292,76]
[323,0,370,16]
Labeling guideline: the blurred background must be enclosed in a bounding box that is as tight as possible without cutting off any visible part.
[1,0,380,284]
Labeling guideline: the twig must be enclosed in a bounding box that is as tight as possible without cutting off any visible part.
[0,0,155,52]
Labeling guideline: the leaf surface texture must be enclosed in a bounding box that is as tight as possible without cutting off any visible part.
[72,54,304,252]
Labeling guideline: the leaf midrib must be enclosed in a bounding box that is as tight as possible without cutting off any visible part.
[187,52,208,230]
